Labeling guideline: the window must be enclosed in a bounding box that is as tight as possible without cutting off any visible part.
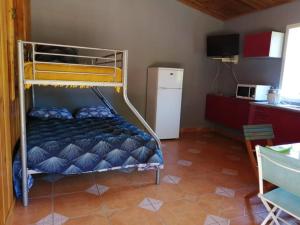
[280,23,300,103]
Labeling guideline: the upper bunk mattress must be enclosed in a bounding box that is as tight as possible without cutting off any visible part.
[24,62,122,89]
[14,115,163,175]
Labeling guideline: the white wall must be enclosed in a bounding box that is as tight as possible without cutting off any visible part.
[218,1,300,96]
[31,0,223,128]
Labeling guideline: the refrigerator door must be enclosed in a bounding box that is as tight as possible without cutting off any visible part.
[158,68,183,89]
[155,88,182,139]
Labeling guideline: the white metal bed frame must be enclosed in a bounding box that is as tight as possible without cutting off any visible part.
[17,40,162,206]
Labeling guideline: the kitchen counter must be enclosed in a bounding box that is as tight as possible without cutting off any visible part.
[251,101,300,113]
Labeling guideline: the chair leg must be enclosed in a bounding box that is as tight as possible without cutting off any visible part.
[261,198,280,225]
[155,167,160,185]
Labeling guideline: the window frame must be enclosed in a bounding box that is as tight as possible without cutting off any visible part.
[279,23,300,105]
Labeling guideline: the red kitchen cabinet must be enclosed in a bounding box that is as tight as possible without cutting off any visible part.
[248,104,300,144]
[243,31,284,58]
[205,94,250,130]
[205,94,300,145]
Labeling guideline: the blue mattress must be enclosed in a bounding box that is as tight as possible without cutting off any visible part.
[13,115,163,198]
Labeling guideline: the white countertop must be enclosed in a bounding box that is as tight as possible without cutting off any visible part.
[251,101,300,113]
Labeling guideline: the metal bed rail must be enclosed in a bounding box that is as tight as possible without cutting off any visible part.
[18,40,162,206]
[22,41,123,87]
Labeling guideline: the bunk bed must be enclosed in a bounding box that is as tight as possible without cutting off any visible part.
[15,41,163,206]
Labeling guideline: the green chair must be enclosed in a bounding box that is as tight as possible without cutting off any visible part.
[243,124,274,178]
[256,145,300,225]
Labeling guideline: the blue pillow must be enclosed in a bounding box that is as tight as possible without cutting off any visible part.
[29,107,73,119]
[75,106,114,119]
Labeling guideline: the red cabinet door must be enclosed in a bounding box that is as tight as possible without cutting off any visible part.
[244,32,272,57]
[205,94,250,130]
[248,105,300,144]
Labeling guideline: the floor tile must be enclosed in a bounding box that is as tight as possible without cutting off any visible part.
[85,184,109,196]
[85,184,99,196]
[162,175,181,184]
[12,132,260,225]
[215,186,236,198]
[177,160,192,167]
[138,197,163,212]
[42,174,64,183]
[227,155,241,161]
[36,213,69,225]
[64,214,109,225]
[98,204,121,217]
[54,192,102,218]
[29,178,53,198]
[97,184,109,195]
[11,197,52,225]
[204,214,230,225]
[99,186,147,209]
[162,200,207,224]
[110,207,163,225]
[221,168,238,176]
[188,148,201,154]
[230,145,244,150]
[54,174,95,195]
[141,183,185,202]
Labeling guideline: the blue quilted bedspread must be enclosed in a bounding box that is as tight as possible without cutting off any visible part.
[13,115,163,198]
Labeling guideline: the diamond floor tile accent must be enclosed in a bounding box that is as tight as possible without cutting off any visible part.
[97,184,109,195]
[162,175,181,184]
[86,184,99,196]
[138,198,163,212]
[42,174,64,183]
[204,215,230,225]
[222,168,238,176]
[215,186,235,198]
[36,213,69,225]
[86,184,109,196]
[188,148,201,154]
[177,160,192,167]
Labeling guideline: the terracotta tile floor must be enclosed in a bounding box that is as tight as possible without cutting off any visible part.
[9,132,300,225]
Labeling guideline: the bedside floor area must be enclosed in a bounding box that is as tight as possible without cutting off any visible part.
[8,132,299,225]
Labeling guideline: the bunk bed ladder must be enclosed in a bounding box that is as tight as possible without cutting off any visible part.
[91,87,117,114]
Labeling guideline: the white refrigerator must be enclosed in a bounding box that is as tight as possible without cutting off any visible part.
[146,67,184,139]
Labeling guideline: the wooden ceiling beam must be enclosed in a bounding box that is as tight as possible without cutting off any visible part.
[178,0,295,20]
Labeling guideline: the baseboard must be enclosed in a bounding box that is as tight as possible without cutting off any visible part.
[211,127,244,143]
[180,126,244,143]
[180,127,213,134]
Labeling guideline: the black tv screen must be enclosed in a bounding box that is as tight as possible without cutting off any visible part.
[207,34,239,57]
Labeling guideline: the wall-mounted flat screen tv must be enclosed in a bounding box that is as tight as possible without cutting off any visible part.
[207,34,240,57]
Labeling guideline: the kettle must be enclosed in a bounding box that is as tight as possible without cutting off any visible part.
[267,88,281,105]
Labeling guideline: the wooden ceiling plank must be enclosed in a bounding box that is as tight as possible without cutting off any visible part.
[178,0,295,20]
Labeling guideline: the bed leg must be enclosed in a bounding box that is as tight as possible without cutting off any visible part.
[155,168,160,185]
[22,170,29,206]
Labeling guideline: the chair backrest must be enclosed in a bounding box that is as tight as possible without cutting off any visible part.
[256,146,300,197]
[243,124,274,141]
